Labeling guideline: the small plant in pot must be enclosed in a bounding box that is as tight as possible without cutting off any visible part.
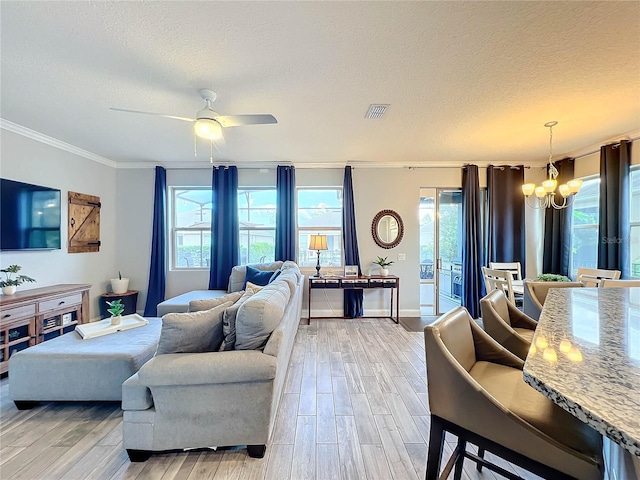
[0,265,35,295]
[106,299,125,326]
[110,271,129,294]
[537,273,571,282]
[373,256,394,277]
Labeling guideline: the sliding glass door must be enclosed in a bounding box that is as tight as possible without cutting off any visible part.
[419,188,463,315]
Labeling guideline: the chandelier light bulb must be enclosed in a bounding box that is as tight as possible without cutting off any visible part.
[542,179,557,193]
[558,184,570,198]
[535,186,546,198]
[522,183,536,196]
[567,179,583,194]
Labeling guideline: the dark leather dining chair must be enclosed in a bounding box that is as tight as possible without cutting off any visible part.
[424,307,603,480]
[480,289,537,360]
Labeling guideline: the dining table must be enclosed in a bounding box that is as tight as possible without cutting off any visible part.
[523,287,640,479]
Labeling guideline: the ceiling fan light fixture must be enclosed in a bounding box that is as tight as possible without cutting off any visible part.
[194,118,222,140]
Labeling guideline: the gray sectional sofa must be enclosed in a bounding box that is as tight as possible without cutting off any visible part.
[121,260,304,461]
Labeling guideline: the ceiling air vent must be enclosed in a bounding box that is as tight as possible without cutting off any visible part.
[365,104,389,119]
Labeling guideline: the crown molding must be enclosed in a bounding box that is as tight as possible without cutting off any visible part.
[0,118,117,168]
[3,117,635,171]
[116,159,551,170]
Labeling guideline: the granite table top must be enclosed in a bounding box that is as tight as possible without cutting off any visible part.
[523,287,640,456]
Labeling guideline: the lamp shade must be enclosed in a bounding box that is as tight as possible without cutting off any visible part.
[195,118,222,140]
[309,234,328,251]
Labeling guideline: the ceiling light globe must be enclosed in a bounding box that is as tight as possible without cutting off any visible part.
[195,119,222,140]
[522,183,536,196]
[558,184,570,198]
[535,186,546,198]
[542,179,557,193]
[567,179,583,194]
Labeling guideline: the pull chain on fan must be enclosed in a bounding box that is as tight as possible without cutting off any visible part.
[193,129,216,163]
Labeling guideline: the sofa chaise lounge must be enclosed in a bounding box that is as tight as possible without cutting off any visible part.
[121,260,304,460]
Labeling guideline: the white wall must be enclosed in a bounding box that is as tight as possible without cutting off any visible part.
[115,168,155,312]
[0,130,117,320]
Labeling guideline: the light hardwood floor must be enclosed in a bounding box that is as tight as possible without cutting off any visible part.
[0,318,542,480]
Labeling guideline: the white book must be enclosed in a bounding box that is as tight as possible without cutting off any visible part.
[75,314,149,339]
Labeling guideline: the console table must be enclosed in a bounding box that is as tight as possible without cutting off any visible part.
[308,275,399,323]
[0,284,91,374]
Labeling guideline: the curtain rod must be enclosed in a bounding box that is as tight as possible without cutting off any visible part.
[573,136,640,160]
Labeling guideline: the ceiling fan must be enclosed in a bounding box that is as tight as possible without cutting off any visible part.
[111,89,277,157]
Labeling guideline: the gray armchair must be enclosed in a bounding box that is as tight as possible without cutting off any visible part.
[480,289,537,360]
[424,307,603,480]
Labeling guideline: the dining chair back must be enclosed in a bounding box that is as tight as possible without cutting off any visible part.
[522,279,584,320]
[482,267,516,303]
[480,289,537,360]
[489,262,522,281]
[600,279,640,288]
[576,267,621,287]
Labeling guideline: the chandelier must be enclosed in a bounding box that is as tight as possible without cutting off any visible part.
[522,121,582,209]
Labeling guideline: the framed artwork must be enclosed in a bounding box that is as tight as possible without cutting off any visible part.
[344,265,358,277]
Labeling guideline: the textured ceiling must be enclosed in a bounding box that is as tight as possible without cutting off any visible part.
[1,1,639,168]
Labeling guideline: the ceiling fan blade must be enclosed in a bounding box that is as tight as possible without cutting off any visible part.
[110,107,195,123]
[213,114,277,128]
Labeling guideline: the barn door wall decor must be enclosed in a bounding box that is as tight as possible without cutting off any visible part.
[68,191,101,253]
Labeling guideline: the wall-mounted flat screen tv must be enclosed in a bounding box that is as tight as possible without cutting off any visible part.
[0,178,61,251]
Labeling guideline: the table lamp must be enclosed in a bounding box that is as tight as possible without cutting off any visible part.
[308,234,328,277]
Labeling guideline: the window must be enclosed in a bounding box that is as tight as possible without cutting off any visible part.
[171,187,277,269]
[171,188,212,269]
[297,188,343,268]
[238,188,276,265]
[630,167,640,277]
[569,177,599,278]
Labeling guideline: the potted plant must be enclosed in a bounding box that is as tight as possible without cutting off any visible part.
[373,256,394,277]
[537,273,571,282]
[0,265,35,295]
[106,299,125,326]
[110,271,129,294]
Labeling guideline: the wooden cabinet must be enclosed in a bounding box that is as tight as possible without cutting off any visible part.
[0,284,90,374]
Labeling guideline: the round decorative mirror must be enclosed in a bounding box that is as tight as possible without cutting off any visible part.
[372,209,404,249]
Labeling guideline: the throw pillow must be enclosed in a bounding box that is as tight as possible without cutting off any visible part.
[268,269,282,283]
[219,289,255,351]
[228,261,284,292]
[155,301,233,355]
[245,281,264,293]
[281,261,302,280]
[189,290,244,312]
[236,280,291,351]
[243,265,275,289]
